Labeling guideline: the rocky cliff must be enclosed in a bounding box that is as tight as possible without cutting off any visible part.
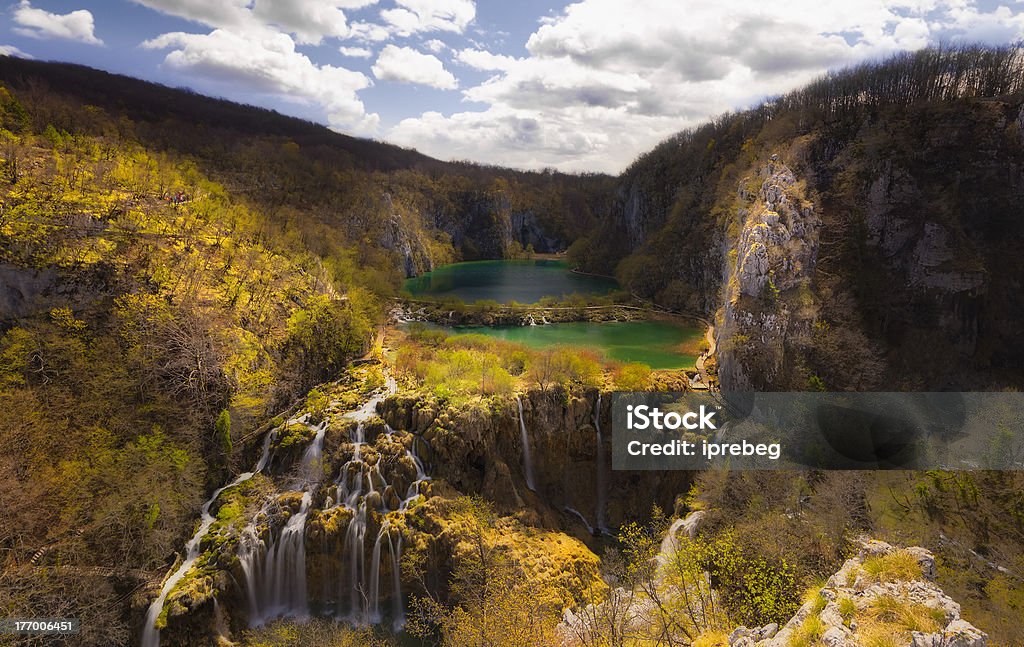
[718,158,820,391]
[381,189,572,278]
[142,370,690,645]
[379,387,692,530]
[572,50,1024,391]
[739,539,988,647]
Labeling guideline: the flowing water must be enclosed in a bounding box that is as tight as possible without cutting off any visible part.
[235,375,422,633]
[142,426,277,647]
[516,396,536,491]
[149,375,427,643]
[593,394,608,534]
[403,259,619,304]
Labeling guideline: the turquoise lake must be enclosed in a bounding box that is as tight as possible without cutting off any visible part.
[403,259,619,304]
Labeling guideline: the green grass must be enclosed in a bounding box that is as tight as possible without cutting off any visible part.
[860,550,922,584]
[787,615,825,647]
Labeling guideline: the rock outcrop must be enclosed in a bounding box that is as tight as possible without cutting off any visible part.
[718,157,820,391]
[380,194,436,278]
[745,539,987,647]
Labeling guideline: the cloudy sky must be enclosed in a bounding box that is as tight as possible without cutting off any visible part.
[2,0,1023,173]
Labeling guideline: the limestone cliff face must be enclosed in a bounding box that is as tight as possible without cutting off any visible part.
[378,190,568,279]
[379,194,436,278]
[860,160,988,359]
[380,388,693,530]
[590,97,1024,391]
[719,159,820,391]
[511,210,565,253]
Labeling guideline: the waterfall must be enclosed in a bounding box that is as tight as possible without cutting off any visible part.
[564,507,595,535]
[388,531,405,631]
[657,511,706,565]
[238,491,313,625]
[516,396,536,491]
[341,492,368,622]
[593,393,608,533]
[321,378,424,626]
[142,427,276,647]
[299,421,328,485]
[237,415,330,627]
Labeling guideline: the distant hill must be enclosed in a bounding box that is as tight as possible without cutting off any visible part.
[0,56,440,172]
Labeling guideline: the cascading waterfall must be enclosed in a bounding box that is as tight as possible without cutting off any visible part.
[150,375,425,640]
[517,395,536,491]
[593,393,608,534]
[564,506,595,535]
[332,417,427,626]
[285,377,420,628]
[237,418,326,626]
[142,425,277,647]
[387,530,405,631]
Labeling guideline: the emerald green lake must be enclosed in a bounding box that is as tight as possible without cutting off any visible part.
[417,320,704,370]
[403,259,619,304]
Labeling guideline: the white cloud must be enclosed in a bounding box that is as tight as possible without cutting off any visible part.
[380,0,475,36]
[372,44,458,89]
[455,48,516,71]
[386,0,1024,172]
[129,0,380,45]
[12,1,103,45]
[424,38,447,53]
[348,21,390,41]
[251,1,358,45]
[143,29,379,133]
[340,46,373,57]
[0,44,32,58]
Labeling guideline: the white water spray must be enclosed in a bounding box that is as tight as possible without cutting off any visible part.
[516,396,536,491]
[593,393,608,533]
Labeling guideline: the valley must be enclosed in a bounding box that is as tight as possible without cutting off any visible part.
[1,45,1023,647]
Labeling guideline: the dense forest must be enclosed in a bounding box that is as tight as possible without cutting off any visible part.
[1,46,1023,647]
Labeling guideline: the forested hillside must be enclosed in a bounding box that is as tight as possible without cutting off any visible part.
[571,45,1024,391]
[0,57,609,644]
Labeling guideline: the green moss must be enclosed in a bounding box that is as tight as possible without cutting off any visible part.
[276,422,315,451]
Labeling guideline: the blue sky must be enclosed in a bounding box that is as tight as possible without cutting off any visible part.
[3,0,1024,173]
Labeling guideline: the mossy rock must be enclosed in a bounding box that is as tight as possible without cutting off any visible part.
[275,422,315,452]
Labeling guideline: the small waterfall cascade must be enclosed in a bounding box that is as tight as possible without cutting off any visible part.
[237,417,327,626]
[593,393,608,534]
[563,507,595,535]
[237,376,402,627]
[142,425,277,647]
[331,414,427,627]
[516,395,536,491]
[238,491,314,625]
[657,511,706,566]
